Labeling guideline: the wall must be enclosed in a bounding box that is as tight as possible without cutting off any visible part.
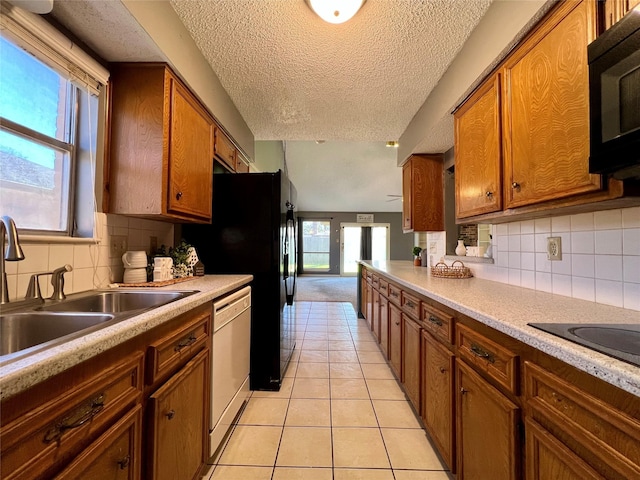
[298,212,413,274]
[5,213,173,301]
[254,141,285,173]
[121,0,254,159]
[431,206,639,312]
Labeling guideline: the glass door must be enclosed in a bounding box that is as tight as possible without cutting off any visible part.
[340,223,390,275]
[300,219,331,273]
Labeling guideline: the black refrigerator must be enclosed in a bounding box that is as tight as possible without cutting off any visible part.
[182,170,297,391]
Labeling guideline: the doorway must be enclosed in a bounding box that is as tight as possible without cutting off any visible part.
[340,223,390,275]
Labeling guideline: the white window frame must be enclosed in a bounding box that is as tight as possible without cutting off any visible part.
[0,2,109,237]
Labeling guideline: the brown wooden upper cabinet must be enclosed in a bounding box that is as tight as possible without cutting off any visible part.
[214,126,236,172]
[502,0,600,209]
[454,0,636,224]
[604,0,640,29]
[108,64,214,223]
[454,74,502,219]
[402,154,444,232]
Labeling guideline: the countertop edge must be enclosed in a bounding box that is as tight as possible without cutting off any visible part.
[0,275,252,400]
[360,260,640,397]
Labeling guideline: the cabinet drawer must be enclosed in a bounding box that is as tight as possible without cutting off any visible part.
[421,302,454,346]
[0,352,143,480]
[388,283,401,305]
[146,310,211,385]
[372,274,380,289]
[456,323,519,394]
[54,405,142,480]
[365,270,373,283]
[378,279,389,297]
[401,291,421,319]
[525,362,640,479]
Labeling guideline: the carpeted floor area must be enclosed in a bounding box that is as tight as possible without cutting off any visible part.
[295,275,358,309]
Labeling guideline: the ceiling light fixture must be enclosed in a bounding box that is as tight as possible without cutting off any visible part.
[306,0,366,24]
[386,141,399,148]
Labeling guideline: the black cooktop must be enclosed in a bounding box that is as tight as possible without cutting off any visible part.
[528,323,640,368]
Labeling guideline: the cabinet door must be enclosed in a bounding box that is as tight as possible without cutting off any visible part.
[359,270,368,319]
[372,289,381,342]
[422,331,455,472]
[402,155,444,232]
[388,302,402,380]
[402,162,412,231]
[167,77,214,220]
[604,0,640,29]
[214,126,236,171]
[365,282,374,330]
[148,349,209,480]
[54,405,142,480]
[379,294,389,358]
[454,74,502,219]
[502,0,601,209]
[456,359,520,480]
[525,417,604,480]
[402,314,421,411]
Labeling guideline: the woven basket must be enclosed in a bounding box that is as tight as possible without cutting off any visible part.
[430,260,473,279]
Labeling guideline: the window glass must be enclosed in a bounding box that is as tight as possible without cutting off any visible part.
[0,36,75,233]
[302,220,331,272]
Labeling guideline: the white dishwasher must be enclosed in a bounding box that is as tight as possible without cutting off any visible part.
[209,285,251,458]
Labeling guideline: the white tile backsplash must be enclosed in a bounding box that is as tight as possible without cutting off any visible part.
[470,207,638,311]
[5,213,174,300]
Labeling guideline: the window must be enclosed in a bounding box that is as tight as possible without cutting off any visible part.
[301,220,331,272]
[0,8,108,236]
[0,37,75,233]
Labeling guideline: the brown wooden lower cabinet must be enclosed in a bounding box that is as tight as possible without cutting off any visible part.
[402,313,421,410]
[388,302,402,379]
[372,289,381,342]
[54,405,142,480]
[525,417,604,480]
[456,359,520,480]
[148,349,209,480]
[379,293,389,358]
[366,281,373,329]
[421,330,455,473]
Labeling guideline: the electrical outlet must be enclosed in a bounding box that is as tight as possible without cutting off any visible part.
[547,236,562,261]
[110,235,128,257]
[429,241,438,254]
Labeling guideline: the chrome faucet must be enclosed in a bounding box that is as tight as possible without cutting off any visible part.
[1,216,25,305]
[50,264,73,301]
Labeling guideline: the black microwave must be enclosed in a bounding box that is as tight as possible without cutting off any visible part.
[588,6,640,179]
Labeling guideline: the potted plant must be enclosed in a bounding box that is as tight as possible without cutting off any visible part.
[413,246,422,266]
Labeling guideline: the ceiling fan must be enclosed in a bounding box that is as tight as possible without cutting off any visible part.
[386,194,402,202]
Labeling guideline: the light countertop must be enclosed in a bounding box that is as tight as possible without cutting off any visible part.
[0,275,252,400]
[360,260,640,397]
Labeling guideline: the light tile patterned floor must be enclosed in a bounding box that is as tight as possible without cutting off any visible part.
[204,301,452,480]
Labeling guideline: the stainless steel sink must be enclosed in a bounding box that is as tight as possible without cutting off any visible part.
[0,312,115,357]
[528,323,640,367]
[39,290,195,314]
[0,289,198,364]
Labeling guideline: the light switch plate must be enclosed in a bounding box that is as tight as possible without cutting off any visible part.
[547,236,562,261]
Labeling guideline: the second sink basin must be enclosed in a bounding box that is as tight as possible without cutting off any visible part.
[40,290,195,314]
[0,312,115,357]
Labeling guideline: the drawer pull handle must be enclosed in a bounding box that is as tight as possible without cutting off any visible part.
[117,456,131,470]
[405,300,415,308]
[428,315,443,327]
[390,292,399,298]
[43,393,105,443]
[166,409,176,420]
[174,334,197,352]
[470,343,495,363]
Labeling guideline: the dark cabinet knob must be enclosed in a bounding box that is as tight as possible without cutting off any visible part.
[176,191,183,200]
[166,409,175,420]
[485,191,493,197]
[512,182,520,189]
[117,456,131,470]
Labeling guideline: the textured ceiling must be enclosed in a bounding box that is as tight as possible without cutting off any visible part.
[46,0,500,214]
[169,0,493,142]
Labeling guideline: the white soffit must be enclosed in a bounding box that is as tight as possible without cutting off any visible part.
[169,0,494,142]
